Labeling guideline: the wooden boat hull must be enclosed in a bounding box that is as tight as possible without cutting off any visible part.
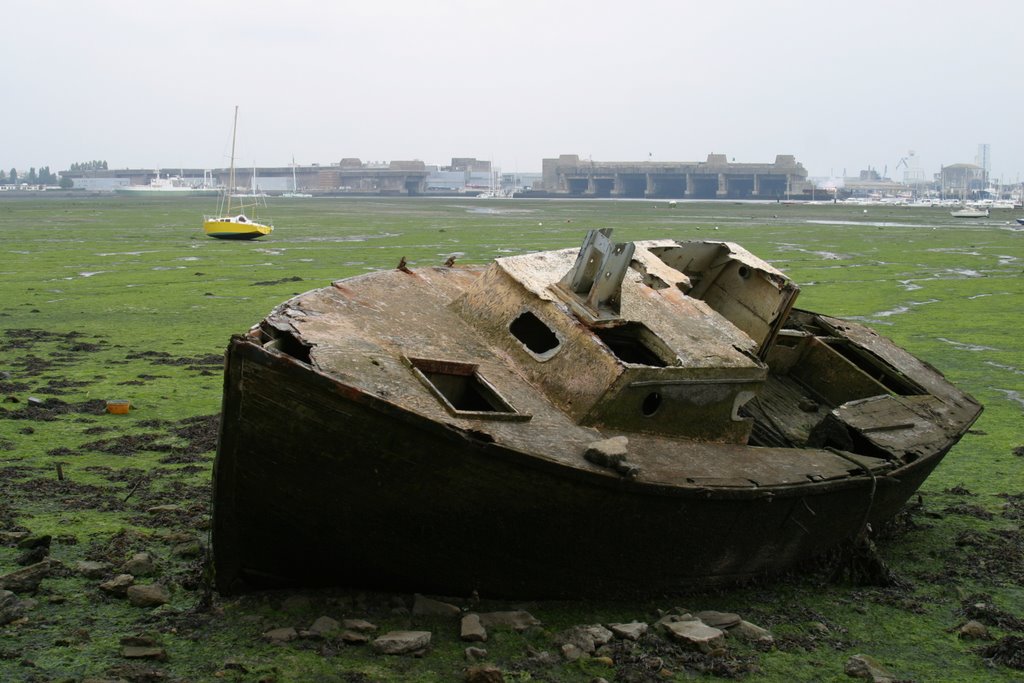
[213,336,962,598]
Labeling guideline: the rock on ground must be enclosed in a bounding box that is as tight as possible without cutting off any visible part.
[99,574,134,597]
[0,589,27,625]
[464,664,504,682]
[663,620,725,653]
[461,613,488,642]
[608,621,648,641]
[263,627,298,644]
[0,559,58,593]
[412,593,461,617]
[478,611,540,632]
[126,583,170,607]
[844,654,896,682]
[371,630,432,655]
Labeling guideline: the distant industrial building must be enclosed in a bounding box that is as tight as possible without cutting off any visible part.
[537,154,810,199]
[61,158,504,196]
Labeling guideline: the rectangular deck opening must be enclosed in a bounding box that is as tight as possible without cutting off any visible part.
[406,357,530,421]
[594,322,676,368]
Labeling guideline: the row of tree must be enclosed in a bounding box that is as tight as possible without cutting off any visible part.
[1,166,59,185]
[69,160,108,171]
[1,161,108,189]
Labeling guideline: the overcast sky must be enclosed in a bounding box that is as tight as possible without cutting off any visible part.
[3,0,1021,182]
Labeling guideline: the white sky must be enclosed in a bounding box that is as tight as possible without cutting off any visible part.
[3,0,1022,181]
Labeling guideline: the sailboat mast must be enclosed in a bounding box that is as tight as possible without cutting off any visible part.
[227,105,239,214]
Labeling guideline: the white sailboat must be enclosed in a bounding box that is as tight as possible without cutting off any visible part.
[203,107,273,240]
[282,158,312,198]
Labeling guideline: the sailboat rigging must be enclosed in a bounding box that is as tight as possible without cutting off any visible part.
[203,106,273,240]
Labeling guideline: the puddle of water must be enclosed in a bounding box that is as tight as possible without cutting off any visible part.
[936,337,997,352]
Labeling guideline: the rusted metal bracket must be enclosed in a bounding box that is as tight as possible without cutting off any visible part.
[552,228,635,326]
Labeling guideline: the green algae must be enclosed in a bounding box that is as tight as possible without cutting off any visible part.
[0,196,1021,681]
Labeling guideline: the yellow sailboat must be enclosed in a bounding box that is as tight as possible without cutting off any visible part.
[203,106,273,240]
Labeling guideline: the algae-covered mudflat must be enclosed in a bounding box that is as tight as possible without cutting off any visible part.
[1,195,1022,682]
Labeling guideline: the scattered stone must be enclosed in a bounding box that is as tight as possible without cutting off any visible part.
[465,664,504,682]
[16,534,51,550]
[308,616,340,637]
[527,649,560,667]
[371,630,432,655]
[121,645,167,660]
[14,546,48,566]
[465,646,488,662]
[263,627,298,644]
[1,589,27,625]
[695,610,741,629]
[653,611,697,629]
[461,613,488,642]
[844,654,895,682]
[729,620,774,646]
[126,583,170,607]
[341,618,377,632]
[477,610,541,632]
[577,624,614,647]
[99,574,134,597]
[663,620,725,653]
[560,643,584,661]
[958,620,990,640]
[559,624,614,655]
[810,621,830,634]
[171,540,203,558]
[413,593,461,617]
[122,552,156,577]
[340,630,370,645]
[0,560,57,594]
[75,560,110,579]
[0,531,30,545]
[608,621,648,641]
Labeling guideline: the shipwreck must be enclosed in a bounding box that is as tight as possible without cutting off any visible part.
[212,229,981,598]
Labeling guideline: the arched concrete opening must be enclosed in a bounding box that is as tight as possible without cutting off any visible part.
[591,178,614,197]
[725,176,754,198]
[689,176,719,199]
[758,176,788,197]
[616,174,647,198]
[647,175,686,198]
[566,178,589,195]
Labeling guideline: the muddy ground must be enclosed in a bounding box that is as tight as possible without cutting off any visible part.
[2,326,1022,682]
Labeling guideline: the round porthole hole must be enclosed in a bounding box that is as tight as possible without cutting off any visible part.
[642,392,662,417]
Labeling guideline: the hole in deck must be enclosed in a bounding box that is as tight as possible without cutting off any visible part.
[594,322,673,367]
[510,310,560,358]
[406,357,529,421]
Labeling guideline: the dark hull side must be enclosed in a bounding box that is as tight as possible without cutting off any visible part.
[212,338,953,599]
[206,232,266,241]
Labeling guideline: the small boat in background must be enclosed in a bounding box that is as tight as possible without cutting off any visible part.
[282,158,312,198]
[203,107,273,240]
[950,206,989,218]
[1016,218,1024,226]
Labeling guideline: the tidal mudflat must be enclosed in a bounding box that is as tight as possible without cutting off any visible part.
[1,196,1021,681]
